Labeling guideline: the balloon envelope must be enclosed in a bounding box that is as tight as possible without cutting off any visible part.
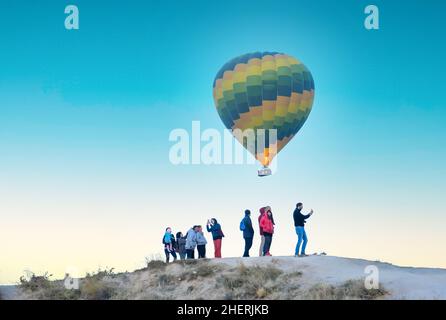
[213,52,315,167]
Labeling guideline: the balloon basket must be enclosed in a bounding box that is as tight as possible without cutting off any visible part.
[258,167,272,177]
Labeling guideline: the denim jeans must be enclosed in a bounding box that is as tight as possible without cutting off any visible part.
[295,226,308,255]
[263,234,273,256]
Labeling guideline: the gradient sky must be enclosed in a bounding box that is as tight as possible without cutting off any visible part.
[1,0,445,284]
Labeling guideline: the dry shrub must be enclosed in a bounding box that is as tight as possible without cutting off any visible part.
[256,287,268,298]
[176,259,201,266]
[156,274,176,288]
[195,262,220,277]
[80,278,115,300]
[238,263,283,280]
[139,291,171,300]
[221,276,245,290]
[219,263,283,299]
[181,262,221,281]
[19,272,81,300]
[305,279,388,300]
[146,260,167,271]
[42,285,81,300]
[77,268,117,300]
[85,268,115,280]
[279,271,303,284]
[19,272,52,292]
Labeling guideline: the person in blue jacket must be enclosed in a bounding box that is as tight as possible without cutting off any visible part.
[240,210,254,257]
[162,227,177,263]
[206,218,224,258]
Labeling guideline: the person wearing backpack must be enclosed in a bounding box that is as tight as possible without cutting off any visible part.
[206,218,224,258]
[240,209,254,257]
[162,227,177,263]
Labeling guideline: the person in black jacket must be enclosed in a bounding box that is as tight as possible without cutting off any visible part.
[175,232,187,260]
[241,209,255,257]
[293,203,314,257]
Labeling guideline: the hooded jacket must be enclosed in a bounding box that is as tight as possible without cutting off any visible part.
[185,228,197,250]
[242,214,254,239]
[260,213,275,235]
[196,231,208,245]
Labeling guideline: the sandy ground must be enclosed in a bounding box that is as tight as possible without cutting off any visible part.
[208,256,446,299]
[2,255,446,300]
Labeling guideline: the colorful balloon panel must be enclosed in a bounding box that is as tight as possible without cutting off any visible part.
[213,52,315,167]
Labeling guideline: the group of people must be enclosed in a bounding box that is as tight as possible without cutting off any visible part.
[161,202,314,263]
[162,218,224,262]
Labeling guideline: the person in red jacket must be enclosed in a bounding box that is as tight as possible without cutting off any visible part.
[259,207,275,256]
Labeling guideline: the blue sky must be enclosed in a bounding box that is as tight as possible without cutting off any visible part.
[1,0,445,283]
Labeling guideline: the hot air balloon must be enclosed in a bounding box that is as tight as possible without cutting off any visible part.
[212,52,315,176]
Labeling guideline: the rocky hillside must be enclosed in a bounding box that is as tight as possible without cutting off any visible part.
[2,256,446,300]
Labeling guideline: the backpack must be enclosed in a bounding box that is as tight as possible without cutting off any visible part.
[239,218,246,231]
